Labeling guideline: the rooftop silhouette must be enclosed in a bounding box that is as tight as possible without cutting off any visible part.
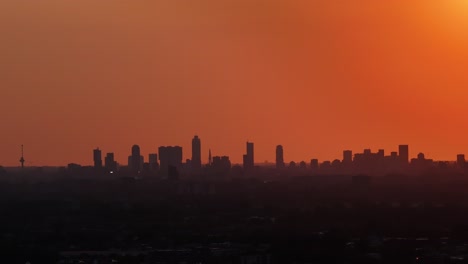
[7,135,460,179]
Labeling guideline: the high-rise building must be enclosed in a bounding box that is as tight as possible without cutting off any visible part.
[149,153,159,171]
[192,136,202,170]
[276,145,285,169]
[132,145,140,156]
[129,145,143,173]
[243,142,254,170]
[105,153,117,172]
[411,152,433,171]
[353,148,385,175]
[343,150,353,163]
[93,148,102,168]
[149,153,158,164]
[159,146,183,177]
[212,156,232,175]
[384,151,400,172]
[399,145,409,164]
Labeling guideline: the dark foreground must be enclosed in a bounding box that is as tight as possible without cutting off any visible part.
[2,173,468,263]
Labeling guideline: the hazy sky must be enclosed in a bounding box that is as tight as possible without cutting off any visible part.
[1,0,468,166]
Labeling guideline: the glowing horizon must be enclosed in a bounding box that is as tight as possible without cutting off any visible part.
[1,0,468,166]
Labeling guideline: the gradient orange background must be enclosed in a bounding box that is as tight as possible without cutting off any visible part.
[1,0,468,166]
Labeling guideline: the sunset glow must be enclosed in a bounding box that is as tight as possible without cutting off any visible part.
[1,0,468,166]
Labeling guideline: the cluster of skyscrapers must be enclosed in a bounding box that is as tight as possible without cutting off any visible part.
[275,144,467,175]
[91,138,468,177]
[273,145,410,173]
[92,135,233,177]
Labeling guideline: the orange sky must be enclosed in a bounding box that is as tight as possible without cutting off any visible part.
[1,0,468,166]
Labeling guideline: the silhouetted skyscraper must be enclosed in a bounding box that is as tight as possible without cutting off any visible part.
[192,135,202,170]
[149,153,157,164]
[411,152,433,171]
[276,145,285,169]
[129,145,143,173]
[353,148,385,175]
[149,153,159,171]
[208,149,212,166]
[132,145,140,156]
[212,156,232,175]
[243,142,254,170]
[383,151,400,172]
[343,150,353,163]
[93,148,102,168]
[159,146,183,177]
[105,152,117,172]
[168,165,179,180]
[399,145,409,164]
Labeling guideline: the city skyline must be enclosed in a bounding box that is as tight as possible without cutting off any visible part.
[2,1,468,166]
[3,1,468,262]
[5,137,468,168]
[5,138,468,167]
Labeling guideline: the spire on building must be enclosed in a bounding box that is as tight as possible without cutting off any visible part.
[19,144,25,168]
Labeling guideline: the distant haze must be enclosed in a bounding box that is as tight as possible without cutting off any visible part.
[1,0,468,166]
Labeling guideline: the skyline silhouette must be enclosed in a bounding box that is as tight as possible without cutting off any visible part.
[3,1,468,263]
[5,139,468,167]
[2,1,468,167]
[5,137,468,168]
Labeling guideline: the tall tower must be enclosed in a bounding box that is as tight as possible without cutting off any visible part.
[149,153,159,171]
[93,148,103,168]
[105,152,117,172]
[130,145,142,173]
[343,150,353,163]
[398,145,409,165]
[243,142,254,170]
[192,135,202,170]
[276,145,285,169]
[208,149,212,166]
[19,145,25,168]
[158,146,183,177]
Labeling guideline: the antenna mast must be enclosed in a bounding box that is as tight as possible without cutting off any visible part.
[19,145,25,168]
